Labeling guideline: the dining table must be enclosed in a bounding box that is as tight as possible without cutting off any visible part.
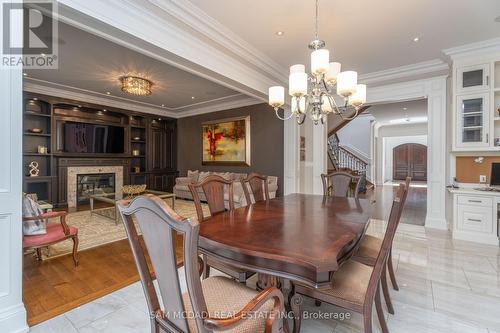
[198,193,371,290]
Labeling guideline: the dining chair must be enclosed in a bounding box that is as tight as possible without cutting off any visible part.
[352,177,411,315]
[289,183,408,333]
[189,175,254,282]
[321,171,361,198]
[241,173,270,205]
[117,194,285,333]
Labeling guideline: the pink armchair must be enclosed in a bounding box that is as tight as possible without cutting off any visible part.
[22,211,79,266]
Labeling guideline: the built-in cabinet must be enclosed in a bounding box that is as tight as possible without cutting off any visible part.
[23,92,178,206]
[453,58,500,151]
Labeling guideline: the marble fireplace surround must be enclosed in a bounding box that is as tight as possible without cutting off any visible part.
[67,166,124,207]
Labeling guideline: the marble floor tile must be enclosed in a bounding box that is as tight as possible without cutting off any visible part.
[78,305,150,333]
[29,314,78,333]
[64,294,127,329]
[432,281,500,331]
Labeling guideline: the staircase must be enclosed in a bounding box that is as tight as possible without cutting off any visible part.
[327,105,372,193]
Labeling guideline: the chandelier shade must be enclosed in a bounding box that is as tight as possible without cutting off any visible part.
[120,76,153,96]
[267,0,367,125]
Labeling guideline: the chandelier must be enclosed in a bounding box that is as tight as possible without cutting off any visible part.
[268,0,367,125]
[120,76,153,96]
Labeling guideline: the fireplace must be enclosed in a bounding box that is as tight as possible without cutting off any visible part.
[76,173,116,206]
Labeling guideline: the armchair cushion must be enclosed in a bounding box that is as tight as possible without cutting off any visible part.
[22,222,78,248]
[182,276,274,333]
[22,195,47,235]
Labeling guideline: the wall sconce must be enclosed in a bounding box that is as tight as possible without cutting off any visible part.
[474,157,484,164]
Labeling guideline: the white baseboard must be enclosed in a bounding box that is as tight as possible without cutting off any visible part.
[425,216,448,230]
[452,230,499,246]
[0,303,28,333]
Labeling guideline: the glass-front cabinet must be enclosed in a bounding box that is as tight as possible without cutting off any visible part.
[456,93,490,148]
[456,64,490,94]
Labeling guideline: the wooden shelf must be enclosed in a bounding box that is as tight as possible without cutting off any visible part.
[24,111,51,118]
[131,125,146,129]
[131,140,146,143]
[24,132,51,137]
[23,153,52,156]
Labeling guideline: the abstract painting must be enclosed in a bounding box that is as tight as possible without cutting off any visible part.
[202,116,251,165]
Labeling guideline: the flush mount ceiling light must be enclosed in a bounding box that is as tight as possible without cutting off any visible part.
[275,31,285,36]
[413,37,420,42]
[120,76,153,96]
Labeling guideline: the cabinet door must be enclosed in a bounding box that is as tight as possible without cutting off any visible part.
[457,64,490,93]
[456,93,490,148]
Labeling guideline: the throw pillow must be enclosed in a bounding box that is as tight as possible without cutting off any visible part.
[22,195,47,235]
[198,171,212,182]
[187,170,199,183]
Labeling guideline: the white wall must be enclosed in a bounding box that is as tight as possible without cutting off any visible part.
[375,122,428,184]
[383,135,428,183]
[337,115,374,162]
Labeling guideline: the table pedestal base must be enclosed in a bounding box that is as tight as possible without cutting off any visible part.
[256,273,282,290]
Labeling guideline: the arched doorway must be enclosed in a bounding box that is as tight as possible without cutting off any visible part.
[393,143,427,181]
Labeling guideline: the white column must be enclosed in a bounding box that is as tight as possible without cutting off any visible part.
[425,77,448,229]
[0,11,28,333]
[311,120,327,195]
[283,108,299,195]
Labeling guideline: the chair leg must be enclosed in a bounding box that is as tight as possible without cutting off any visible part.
[203,254,210,279]
[289,293,302,333]
[35,248,42,261]
[72,236,79,267]
[375,285,389,333]
[381,264,395,314]
[388,250,399,291]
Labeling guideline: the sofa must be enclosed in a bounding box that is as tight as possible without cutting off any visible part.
[174,170,278,208]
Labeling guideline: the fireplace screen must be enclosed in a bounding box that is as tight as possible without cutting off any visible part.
[76,173,115,205]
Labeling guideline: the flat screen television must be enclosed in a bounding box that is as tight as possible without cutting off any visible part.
[63,122,125,154]
[491,163,500,186]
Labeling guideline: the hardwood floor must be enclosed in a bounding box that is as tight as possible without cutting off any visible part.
[364,184,427,226]
[23,235,184,326]
[24,184,426,326]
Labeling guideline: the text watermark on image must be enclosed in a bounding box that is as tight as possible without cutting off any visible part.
[1,0,58,69]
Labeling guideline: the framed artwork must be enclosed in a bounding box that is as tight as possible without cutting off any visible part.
[202,116,251,166]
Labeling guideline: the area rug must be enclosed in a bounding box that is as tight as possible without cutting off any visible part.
[40,199,209,259]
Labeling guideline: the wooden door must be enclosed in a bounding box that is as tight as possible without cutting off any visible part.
[393,143,427,181]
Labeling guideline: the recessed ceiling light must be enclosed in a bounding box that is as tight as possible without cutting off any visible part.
[495,15,500,23]
[40,53,46,57]
[78,105,82,108]
[106,91,111,95]
[23,72,27,76]
[33,97,38,101]
[103,109,107,112]
[191,96,195,99]
[161,104,165,107]
[403,107,408,111]
[412,37,420,42]
[275,31,285,36]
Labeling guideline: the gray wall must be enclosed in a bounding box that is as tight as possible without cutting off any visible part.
[177,103,284,196]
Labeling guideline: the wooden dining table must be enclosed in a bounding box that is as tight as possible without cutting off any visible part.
[198,193,371,289]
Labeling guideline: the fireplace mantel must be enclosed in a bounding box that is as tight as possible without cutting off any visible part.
[67,166,124,207]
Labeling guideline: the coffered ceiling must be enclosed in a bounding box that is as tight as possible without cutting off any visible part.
[189,0,500,74]
[24,20,245,113]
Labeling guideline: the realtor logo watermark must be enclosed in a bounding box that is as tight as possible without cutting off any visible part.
[1,0,58,69]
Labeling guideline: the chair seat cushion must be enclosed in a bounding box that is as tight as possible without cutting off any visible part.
[23,222,78,248]
[354,235,382,264]
[182,276,274,333]
[300,260,373,307]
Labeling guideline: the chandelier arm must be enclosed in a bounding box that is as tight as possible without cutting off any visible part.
[274,108,294,121]
[339,107,360,121]
[297,113,306,125]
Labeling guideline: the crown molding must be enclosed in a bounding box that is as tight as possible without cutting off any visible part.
[176,95,262,118]
[443,37,500,59]
[359,59,449,85]
[23,78,259,118]
[148,0,288,84]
